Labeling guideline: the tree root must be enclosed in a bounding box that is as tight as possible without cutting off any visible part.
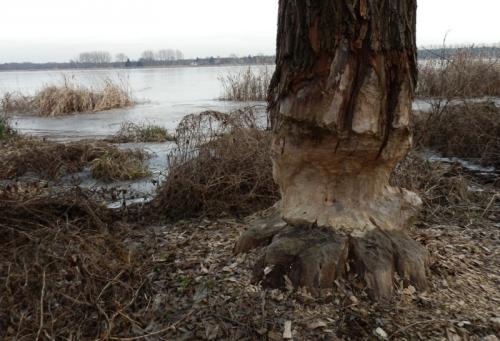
[235,213,429,301]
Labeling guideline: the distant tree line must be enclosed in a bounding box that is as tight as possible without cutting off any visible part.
[0,49,276,71]
[3,46,497,71]
[418,45,500,60]
[76,51,112,64]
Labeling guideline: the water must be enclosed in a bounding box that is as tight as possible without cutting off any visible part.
[2,66,497,140]
[0,66,269,140]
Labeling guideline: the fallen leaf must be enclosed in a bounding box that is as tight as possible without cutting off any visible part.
[374,327,388,339]
[307,320,327,330]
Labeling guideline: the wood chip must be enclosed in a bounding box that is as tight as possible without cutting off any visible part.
[283,320,292,339]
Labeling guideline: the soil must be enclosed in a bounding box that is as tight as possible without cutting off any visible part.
[116,209,498,340]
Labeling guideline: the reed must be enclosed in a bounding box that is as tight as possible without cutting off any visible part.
[110,122,175,143]
[218,67,271,101]
[1,78,134,116]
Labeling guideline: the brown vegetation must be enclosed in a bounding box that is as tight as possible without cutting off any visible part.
[0,187,162,339]
[109,122,175,143]
[417,47,500,98]
[218,67,271,101]
[154,108,278,219]
[0,137,149,182]
[0,113,16,139]
[1,79,133,116]
[414,101,500,167]
[90,148,150,182]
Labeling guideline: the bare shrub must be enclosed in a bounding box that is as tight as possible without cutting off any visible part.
[391,151,496,222]
[0,138,149,181]
[0,187,157,338]
[154,108,278,218]
[1,79,133,116]
[218,67,271,101]
[417,46,500,99]
[110,122,175,143]
[413,102,500,168]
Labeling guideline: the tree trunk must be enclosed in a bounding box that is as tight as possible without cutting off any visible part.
[235,0,429,300]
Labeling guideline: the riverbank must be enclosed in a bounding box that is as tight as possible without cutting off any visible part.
[1,62,499,339]
[1,148,498,340]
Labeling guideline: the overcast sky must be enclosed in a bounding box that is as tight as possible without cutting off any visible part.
[0,0,499,63]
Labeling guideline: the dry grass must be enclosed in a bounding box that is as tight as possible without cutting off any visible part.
[417,47,500,99]
[392,151,497,218]
[219,67,271,101]
[1,79,133,116]
[0,137,149,182]
[154,108,278,219]
[413,101,500,168]
[90,148,150,182]
[1,92,33,114]
[0,187,161,339]
[0,113,16,139]
[110,122,175,143]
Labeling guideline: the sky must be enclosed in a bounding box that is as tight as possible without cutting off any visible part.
[0,0,499,63]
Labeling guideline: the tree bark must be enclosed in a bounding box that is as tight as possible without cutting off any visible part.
[235,0,429,300]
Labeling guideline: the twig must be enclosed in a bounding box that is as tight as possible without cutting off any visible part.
[96,270,125,302]
[36,269,46,341]
[109,310,194,340]
[390,319,456,339]
[482,193,499,217]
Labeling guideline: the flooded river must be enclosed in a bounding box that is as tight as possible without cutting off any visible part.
[0,65,269,140]
[1,66,497,206]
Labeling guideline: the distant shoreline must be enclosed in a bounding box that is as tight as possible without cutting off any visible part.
[0,55,276,72]
[0,63,275,73]
[2,46,498,72]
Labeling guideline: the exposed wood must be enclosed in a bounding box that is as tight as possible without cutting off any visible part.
[236,0,429,300]
[268,0,419,232]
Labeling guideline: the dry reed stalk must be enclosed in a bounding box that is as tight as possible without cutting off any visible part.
[110,122,175,143]
[413,102,500,168]
[0,112,16,139]
[1,79,133,116]
[218,67,271,101]
[417,47,500,99]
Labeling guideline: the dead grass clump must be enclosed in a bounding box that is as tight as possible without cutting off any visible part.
[1,79,133,116]
[417,47,500,98]
[110,122,175,143]
[0,187,157,339]
[90,148,150,182]
[1,92,33,114]
[0,113,16,139]
[0,137,149,181]
[154,108,278,218]
[391,151,496,222]
[414,101,500,167]
[219,67,271,101]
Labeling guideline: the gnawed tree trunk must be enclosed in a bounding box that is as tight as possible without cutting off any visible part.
[235,0,429,300]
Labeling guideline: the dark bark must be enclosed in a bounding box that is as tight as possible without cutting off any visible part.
[235,0,428,300]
